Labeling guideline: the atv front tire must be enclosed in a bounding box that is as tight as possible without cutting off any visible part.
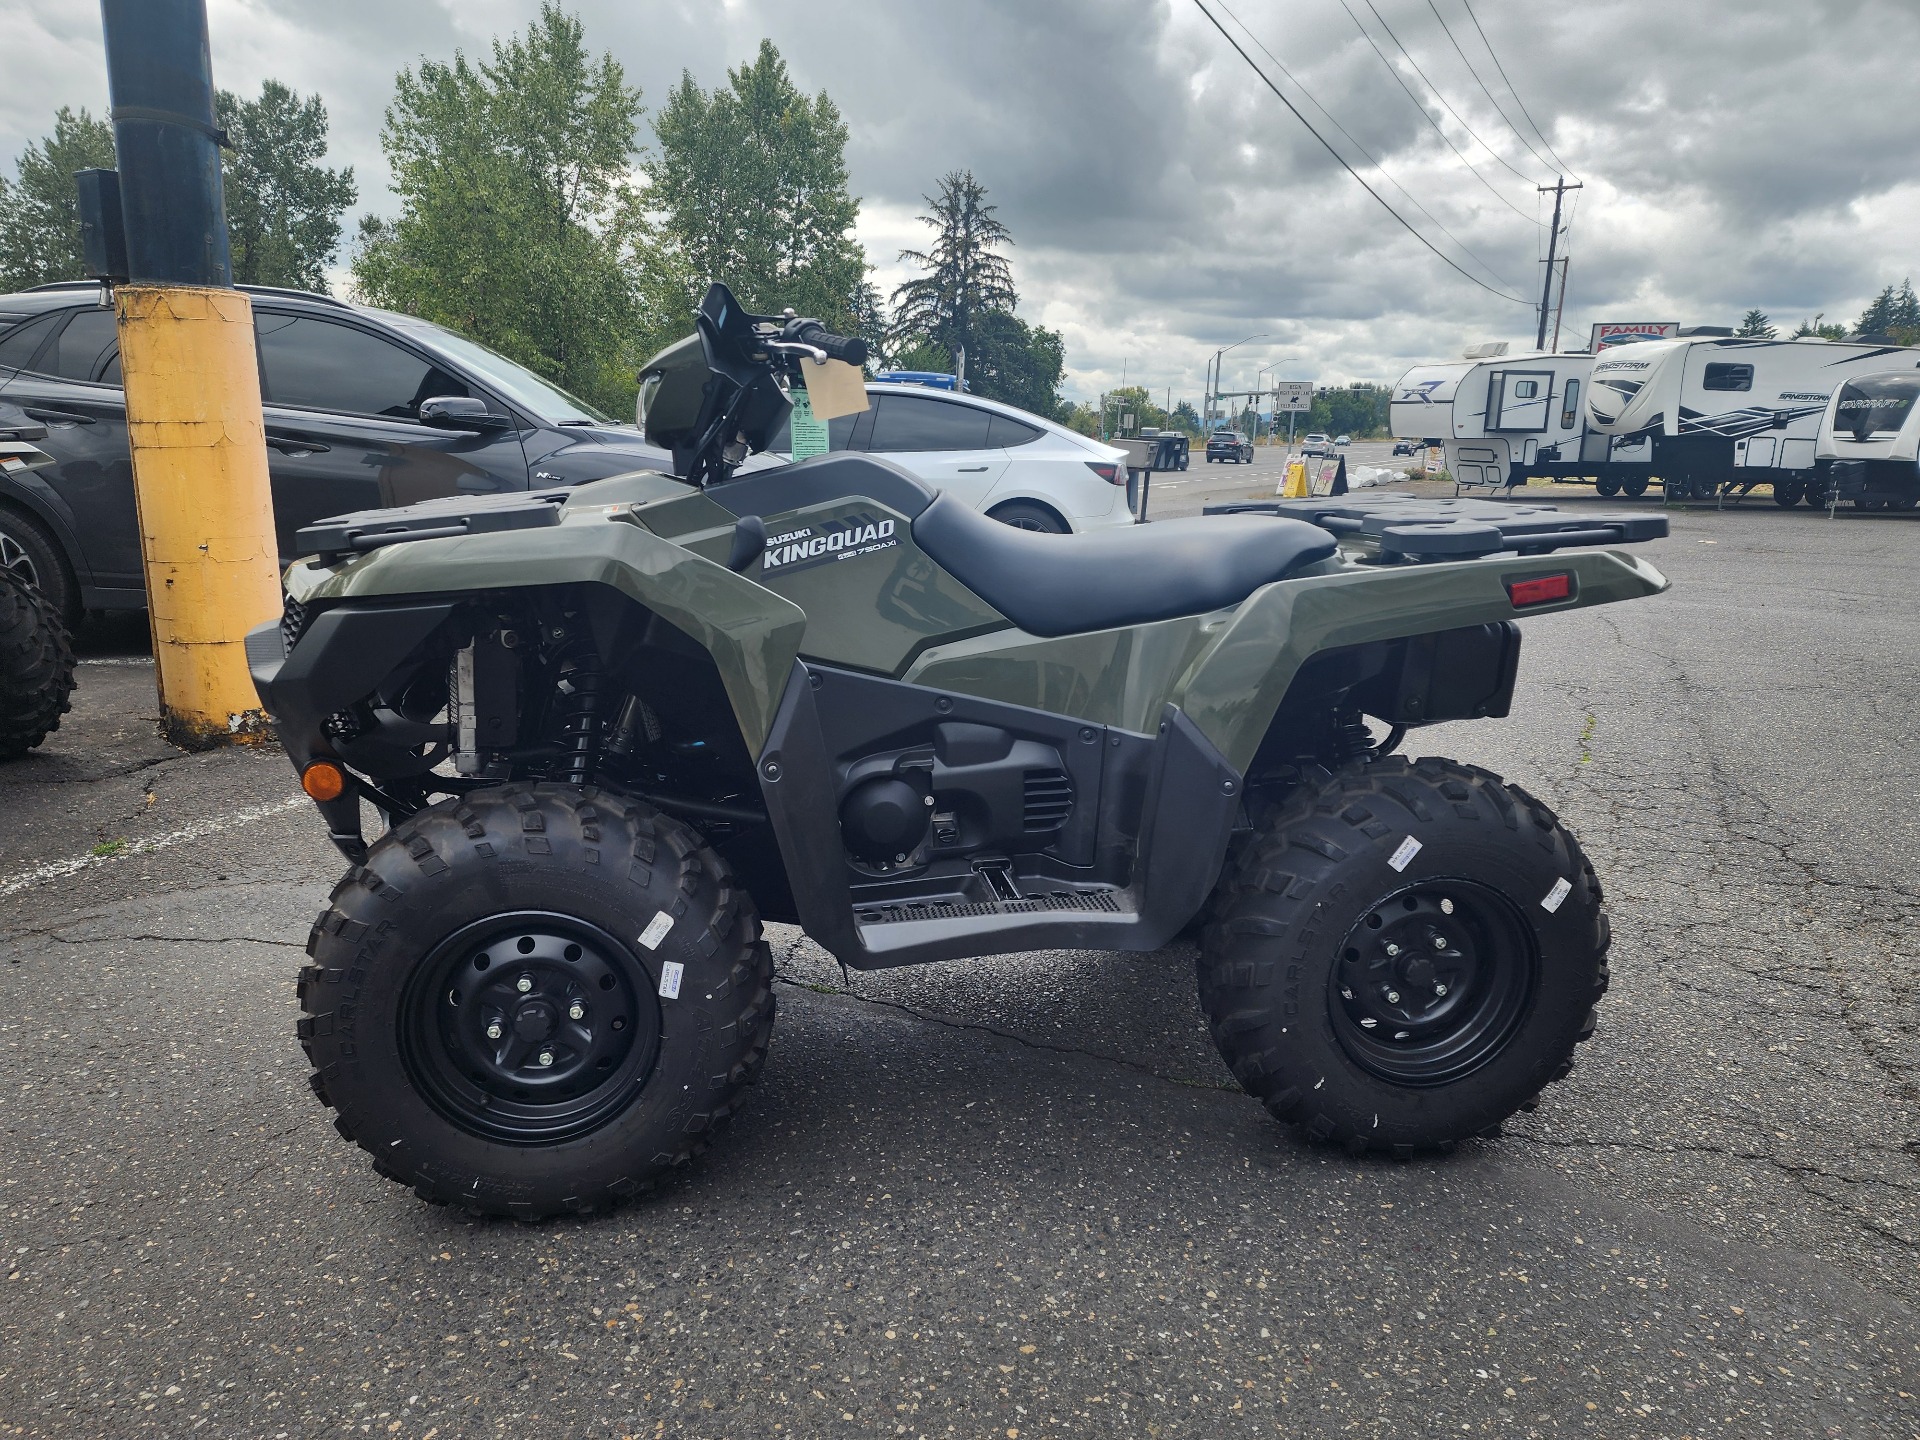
[0,566,74,761]
[1198,757,1608,1155]
[298,784,775,1218]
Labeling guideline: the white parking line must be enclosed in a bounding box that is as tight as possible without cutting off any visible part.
[0,795,308,899]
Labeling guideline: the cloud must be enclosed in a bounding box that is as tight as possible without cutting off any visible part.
[4,0,1917,402]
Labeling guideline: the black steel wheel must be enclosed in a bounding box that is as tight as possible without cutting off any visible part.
[1594,476,1621,497]
[399,913,663,1146]
[1622,477,1649,497]
[1330,881,1536,1087]
[299,784,775,1218]
[1198,757,1609,1155]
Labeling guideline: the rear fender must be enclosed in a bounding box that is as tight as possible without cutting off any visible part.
[282,511,808,756]
[1175,548,1668,773]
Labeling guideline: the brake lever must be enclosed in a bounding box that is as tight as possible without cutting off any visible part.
[764,339,830,364]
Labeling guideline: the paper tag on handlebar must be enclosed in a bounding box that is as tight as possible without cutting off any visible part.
[801,356,869,421]
[787,389,830,461]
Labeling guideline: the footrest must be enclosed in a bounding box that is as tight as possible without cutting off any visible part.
[857,890,1125,926]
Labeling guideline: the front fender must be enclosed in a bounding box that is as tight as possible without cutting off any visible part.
[283,509,808,756]
[1174,549,1668,773]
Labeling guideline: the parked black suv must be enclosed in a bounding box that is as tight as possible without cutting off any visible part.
[1206,429,1253,464]
[0,283,673,620]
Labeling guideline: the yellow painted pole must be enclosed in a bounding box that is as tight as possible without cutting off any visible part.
[117,285,280,747]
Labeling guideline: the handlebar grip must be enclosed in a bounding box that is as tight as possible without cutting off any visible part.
[795,323,868,367]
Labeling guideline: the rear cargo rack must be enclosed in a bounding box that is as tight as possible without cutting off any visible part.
[295,489,570,564]
[1204,493,1666,562]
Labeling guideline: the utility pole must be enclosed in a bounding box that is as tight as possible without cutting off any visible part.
[1536,177,1582,352]
[99,0,279,747]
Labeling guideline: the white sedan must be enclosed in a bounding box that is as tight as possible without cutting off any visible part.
[777,383,1134,532]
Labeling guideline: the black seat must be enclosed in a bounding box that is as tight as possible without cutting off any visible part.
[912,494,1338,637]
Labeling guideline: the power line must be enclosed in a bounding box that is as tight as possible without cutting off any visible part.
[1361,0,1544,187]
[1191,0,1532,308]
[1424,0,1560,179]
[1459,0,1579,181]
[1337,0,1542,226]
[1219,1,1524,288]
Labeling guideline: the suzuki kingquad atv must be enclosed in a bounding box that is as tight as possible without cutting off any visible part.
[250,286,1669,1219]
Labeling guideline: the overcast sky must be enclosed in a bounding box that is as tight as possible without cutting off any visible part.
[4,0,1917,405]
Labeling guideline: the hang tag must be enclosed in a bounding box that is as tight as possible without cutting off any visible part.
[787,388,830,460]
[1541,877,1572,913]
[800,356,870,421]
[638,912,674,950]
[1387,835,1422,872]
[657,960,684,1000]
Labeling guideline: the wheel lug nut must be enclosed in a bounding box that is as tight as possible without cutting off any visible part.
[1434,983,1449,997]
[1384,942,1401,957]
[537,1050,554,1067]
[1432,934,1447,950]
[567,1002,585,1021]
[485,1021,503,1040]
[1386,989,1401,1004]
[516,975,534,993]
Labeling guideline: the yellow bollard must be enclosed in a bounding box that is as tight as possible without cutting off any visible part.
[117,285,281,748]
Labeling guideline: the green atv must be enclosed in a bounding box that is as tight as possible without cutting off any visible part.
[251,285,1669,1218]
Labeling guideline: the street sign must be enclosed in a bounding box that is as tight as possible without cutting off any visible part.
[1274,380,1313,413]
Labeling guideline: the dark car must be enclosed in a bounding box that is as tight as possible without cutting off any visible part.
[1206,429,1253,464]
[1392,439,1417,457]
[0,282,674,621]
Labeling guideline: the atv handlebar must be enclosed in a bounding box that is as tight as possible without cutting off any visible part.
[790,322,868,368]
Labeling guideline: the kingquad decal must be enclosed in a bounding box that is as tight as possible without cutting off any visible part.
[761,513,899,577]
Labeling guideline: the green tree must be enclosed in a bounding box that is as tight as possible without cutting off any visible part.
[1169,400,1201,435]
[890,171,1016,380]
[1791,312,1849,341]
[1855,279,1920,342]
[969,310,1064,417]
[215,80,355,291]
[641,40,867,356]
[0,107,116,291]
[354,3,641,412]
[1735,308,1776,339]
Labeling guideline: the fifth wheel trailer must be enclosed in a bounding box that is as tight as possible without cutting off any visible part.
[1586,333,1920,502]
[1811,367,1920,510]
[1390,349,1654,495]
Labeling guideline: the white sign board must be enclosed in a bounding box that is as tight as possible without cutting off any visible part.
[1274,380,1313,413]
[1589,321,1679,352]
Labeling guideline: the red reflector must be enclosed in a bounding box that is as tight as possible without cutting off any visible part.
[1085,461,1125,485]
[1507,573,1572,607]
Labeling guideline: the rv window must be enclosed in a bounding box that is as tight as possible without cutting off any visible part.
[1702,363,1753,392]
[1514,380,1538,398]
[1560,379,1581,429]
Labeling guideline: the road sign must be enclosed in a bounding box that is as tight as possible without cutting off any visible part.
[1274,380,1313,413]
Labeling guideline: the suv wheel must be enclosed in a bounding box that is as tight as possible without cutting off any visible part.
[987,500,1070,534]
[0,507,76,626]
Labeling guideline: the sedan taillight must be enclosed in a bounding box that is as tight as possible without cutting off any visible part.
[1085,461,1125,485]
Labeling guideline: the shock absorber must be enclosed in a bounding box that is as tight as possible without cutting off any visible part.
[556,637,604,787]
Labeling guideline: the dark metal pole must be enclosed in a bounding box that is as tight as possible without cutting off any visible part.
[100,0,232,286]
[1535,178,1563,351]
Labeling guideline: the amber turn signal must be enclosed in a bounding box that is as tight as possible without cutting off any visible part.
[301,760,348,803]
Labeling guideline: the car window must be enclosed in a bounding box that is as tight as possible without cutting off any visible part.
[987,413,1042,447]
[256,313,469,418]
[1561,379,1581,429]
[867,394,993,452]
[99,347,121,386]
[0,312,68,373]
[44,308,120,383]
[1702,362,1753,393]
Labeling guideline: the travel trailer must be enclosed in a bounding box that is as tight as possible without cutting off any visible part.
[1811,367,1920,510]
[1390,347,1654,495]
[1586,333,1920,502]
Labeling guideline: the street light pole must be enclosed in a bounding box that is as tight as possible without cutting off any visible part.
[1206,332,1270,431]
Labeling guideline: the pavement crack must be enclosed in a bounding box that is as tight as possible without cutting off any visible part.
[773,971,1240,1095]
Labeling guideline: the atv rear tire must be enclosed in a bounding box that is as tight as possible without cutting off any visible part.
[1198,757,1609,1155]
[298,784,775,1218]
[0,566,75,761]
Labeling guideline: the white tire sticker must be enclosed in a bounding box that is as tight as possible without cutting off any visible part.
[658,960,685,1000]
[1541,877,1572,913]
[1388,835,1422,872]
[638,912,674,950]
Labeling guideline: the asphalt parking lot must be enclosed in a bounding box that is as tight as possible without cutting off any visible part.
[2,487,1917,1437]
